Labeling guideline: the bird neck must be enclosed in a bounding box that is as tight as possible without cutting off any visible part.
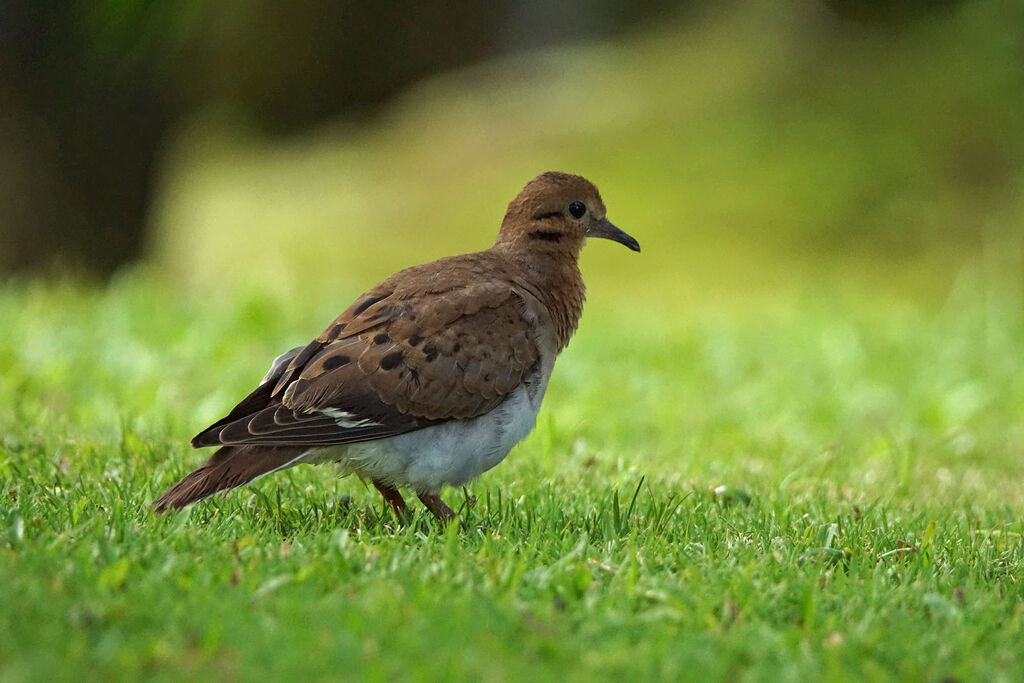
[497,244,586,351]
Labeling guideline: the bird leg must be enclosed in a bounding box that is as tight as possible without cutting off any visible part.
[373,480,409,518]
[417,492,455,522]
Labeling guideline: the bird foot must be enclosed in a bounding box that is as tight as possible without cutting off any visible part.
[417,492,456,523]
[373,480,409,520]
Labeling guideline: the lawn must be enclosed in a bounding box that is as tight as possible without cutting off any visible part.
[1,260,1022,681]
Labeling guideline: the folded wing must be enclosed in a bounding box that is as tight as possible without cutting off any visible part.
[191,261,540,449]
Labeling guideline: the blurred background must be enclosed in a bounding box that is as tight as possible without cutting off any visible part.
[2,0,1021,307]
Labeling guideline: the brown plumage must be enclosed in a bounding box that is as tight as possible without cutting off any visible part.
[151,446,307,512]
[152,171,639,519]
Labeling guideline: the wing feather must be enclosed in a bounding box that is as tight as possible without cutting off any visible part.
[192,252,541,449]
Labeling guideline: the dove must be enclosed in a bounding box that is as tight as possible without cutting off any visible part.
[152,171,640,520]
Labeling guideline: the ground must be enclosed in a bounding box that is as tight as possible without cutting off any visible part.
[1,266,1022,680]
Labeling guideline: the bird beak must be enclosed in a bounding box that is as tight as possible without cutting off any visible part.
[588,218,640,252]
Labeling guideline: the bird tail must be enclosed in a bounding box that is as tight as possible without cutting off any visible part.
[151,445,309,513]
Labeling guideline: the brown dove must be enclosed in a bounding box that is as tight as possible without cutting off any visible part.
[152,171,640,520]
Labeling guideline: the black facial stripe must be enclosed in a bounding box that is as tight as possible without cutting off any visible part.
[529,230,562,242]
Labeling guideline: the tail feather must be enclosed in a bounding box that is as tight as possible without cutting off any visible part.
[151,445,308,513]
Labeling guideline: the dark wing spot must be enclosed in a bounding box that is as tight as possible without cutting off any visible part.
[373,333,391,345]
[529,230,562,242]
[408,334,423,347]
[453,343,461,352]
[352,295,385,316]
[328,323,347,338]
[321,354,350,371]
[380,351,403,371]
[422,342,437,356]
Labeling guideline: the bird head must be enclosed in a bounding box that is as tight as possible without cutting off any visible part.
[495,172,640,255]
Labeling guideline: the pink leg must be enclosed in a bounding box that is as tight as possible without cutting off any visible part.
[417,492,455,522]
[373,480,408,518]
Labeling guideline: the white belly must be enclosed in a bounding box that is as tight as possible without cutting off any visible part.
[311,368,549,493]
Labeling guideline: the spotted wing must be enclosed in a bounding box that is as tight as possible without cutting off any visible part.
[191,259,540,449]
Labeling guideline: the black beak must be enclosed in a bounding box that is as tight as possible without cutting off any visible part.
[588,218,640,252]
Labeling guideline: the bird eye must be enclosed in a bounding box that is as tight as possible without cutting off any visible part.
[568,201,586,219]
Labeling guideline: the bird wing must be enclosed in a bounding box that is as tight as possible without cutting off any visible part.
[191,261,540,449]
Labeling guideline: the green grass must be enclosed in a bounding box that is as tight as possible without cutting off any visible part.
[1,263,1022,681]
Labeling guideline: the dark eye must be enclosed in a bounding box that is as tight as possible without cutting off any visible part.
[568,201,586,219]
